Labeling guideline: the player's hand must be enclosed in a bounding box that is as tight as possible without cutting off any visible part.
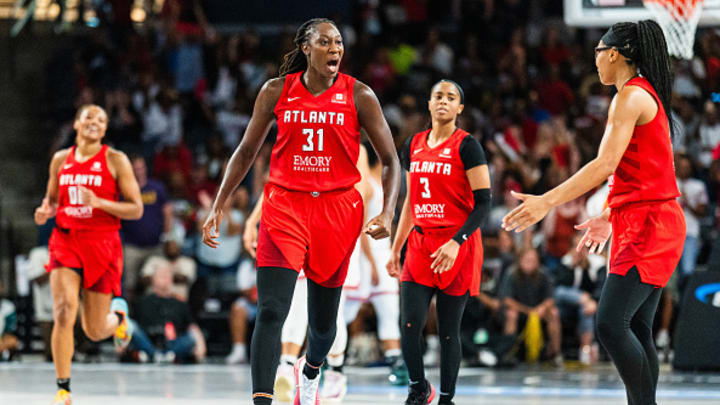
[370,261,380,286]
[574,215,611,254]
[78,186,99,207]
[202,207,224,248]
[33,198,57,225]
[243,220,259,258]
[430,239,460,274]
[386,250,401,278]
[502,191,552,233]
[364,211,392,240]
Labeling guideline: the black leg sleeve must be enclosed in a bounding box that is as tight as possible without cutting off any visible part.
[596,267,662,405]
[400,281,436,387]
[305,278,343,370]
[250,267,298,404]
[436,290,469,403]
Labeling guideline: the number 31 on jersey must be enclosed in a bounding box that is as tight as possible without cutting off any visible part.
[302,128,324,152]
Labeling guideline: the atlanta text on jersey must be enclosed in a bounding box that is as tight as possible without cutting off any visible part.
[409,161,452,175]
[59,173,103,187]
[282,110,346,125]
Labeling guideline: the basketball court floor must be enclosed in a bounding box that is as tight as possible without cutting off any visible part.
[2,360,719,404]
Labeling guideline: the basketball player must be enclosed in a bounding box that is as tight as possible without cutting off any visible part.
[242,145,374,403]
[201,18,400,405]
[502,20,685,405]
[34,104,143,405]
[388,80,492,405]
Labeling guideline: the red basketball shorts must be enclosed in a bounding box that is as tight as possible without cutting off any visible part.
[256,183,364,288]
[610,199,685,287]
[47,228,123,296]
[402,227,483,296]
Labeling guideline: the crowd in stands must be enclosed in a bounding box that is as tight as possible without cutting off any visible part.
[5,0,720,367]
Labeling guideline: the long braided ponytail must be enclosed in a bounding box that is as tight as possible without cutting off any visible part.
[279,18,337,77]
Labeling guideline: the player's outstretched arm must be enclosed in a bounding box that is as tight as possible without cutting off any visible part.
[355,81,401,240]
[202,78,283,248]
[502,86,650,233]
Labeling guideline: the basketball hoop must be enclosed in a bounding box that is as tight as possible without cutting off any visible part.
[643,0,704,59]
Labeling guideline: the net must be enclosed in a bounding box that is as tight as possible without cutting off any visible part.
[643,0,704,59]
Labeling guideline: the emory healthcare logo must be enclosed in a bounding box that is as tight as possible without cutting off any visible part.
[694,283,720,307]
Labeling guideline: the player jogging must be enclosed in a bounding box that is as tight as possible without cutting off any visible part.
[201,18,400,405]
[34,104,143,405]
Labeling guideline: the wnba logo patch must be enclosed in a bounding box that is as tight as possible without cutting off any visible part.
[331,93,346,104]
[91,161,102,172]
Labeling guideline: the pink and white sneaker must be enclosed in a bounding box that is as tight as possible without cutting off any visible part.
[319,369,347,402]
[293,356,320,405]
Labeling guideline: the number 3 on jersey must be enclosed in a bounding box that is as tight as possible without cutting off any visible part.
[420,177,431,198]
[302,128,324,152]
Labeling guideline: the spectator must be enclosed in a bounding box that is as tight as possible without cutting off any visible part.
[195,187,245,291]
[225,259,257,364]
[699,101,720,171]
[542,197,587,270]
[675,154,708,277]
[105,88,143,154]
[140,233,197,301]
[129,266,206,363]
[552,233,606,365]
[501,247,562,365]
[121,155,174,300]
[0,280,18,361]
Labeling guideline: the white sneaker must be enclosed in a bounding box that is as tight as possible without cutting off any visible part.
[656,329,670,348]
[478,349,498,367]
[423,349,440,368]
[293,357,320,405]
[319,369,347,402]
[275,363,295,402]
[579,345,592,366]
[225,346,248,364]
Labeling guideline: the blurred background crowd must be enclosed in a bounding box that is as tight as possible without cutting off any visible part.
[1,0,720,371]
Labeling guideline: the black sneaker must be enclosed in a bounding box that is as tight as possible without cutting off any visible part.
[405,380,435,405]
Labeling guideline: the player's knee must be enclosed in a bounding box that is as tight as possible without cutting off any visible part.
[256,298,287,327]
[53,299,78,328]
[82,324,106,342]
[505,308,518,322]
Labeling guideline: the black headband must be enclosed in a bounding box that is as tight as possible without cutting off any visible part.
[435,79,465,104]
[600,25,636,62]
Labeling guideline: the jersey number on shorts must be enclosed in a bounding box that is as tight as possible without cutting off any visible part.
[420,177,431,198]
[302,128,325,152]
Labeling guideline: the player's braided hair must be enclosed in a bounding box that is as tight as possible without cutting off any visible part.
[279,18,338,77]
[604,20,675,138]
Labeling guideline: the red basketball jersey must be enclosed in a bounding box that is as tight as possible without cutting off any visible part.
[269,72,362,192]
[607,77,680,208]
[55,145,121,230]
[409,129,474,229]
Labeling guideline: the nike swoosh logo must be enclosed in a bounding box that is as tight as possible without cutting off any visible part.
[268,190,275,200]
[287,97,301,102]
[413,148,423,154]
[63,164,73,170]
[462,234,468,241]
[352,201,360,208]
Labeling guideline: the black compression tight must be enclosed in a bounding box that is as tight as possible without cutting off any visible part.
[401,281,468,403]
[250,267,342,405]
[596,267,662,405]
